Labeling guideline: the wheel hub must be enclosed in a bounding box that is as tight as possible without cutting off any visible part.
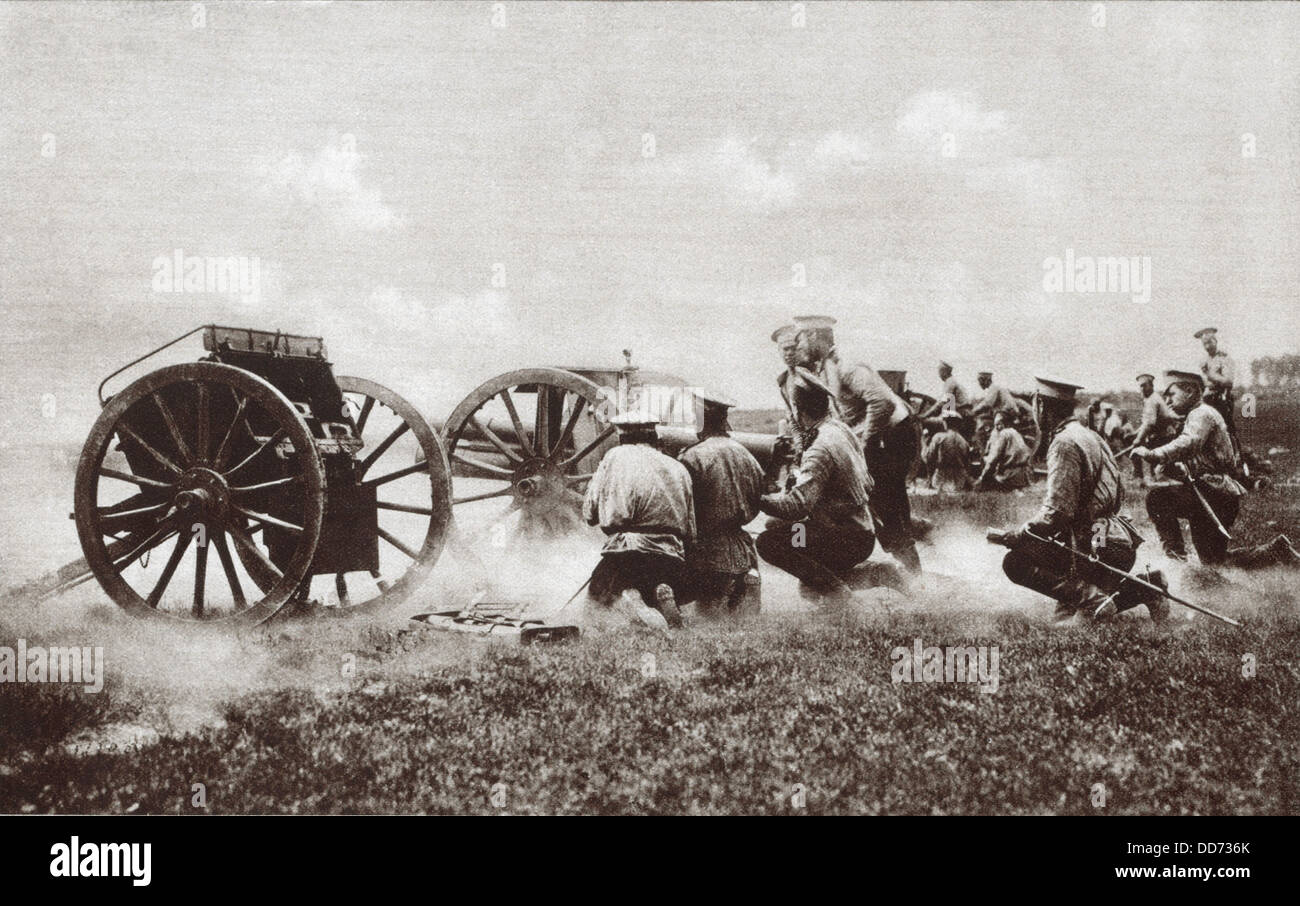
[513,458,564,513]
[174,467,230,521]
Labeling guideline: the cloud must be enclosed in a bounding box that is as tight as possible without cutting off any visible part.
[895,91,1011,150]
[647,134,799,209]
[259,137,400,233]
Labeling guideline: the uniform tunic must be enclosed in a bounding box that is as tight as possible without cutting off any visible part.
[759,416,872,534]
[678,434,765,575]
[818,358,909,442]
[982,426,1032,487]
[1200,350,1237,392]
[942,375,972,413]
[1134,392,1178,445]
[1145,403,1244,497]
[974,383,1016,420]
[923,429,971,491]
[1030,419,1134,542]
[582,443,695,559]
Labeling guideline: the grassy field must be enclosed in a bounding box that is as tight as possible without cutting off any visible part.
[1,393,1297,815]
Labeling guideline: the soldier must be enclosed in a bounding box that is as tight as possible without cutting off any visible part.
[923,410,971,492]
[797,316,922,574]
[1099,401,1131,452]
[756,368,877,603]
[1131,370,1244,566]
[678,391,766,615]
[972,370,1016,451]
[977,409,1032,490]
[921,361,972,436]
[582,414,696,633]
[1130,373,1179,485]
[772,323,800,427]
[997,377,1165,624]
[1194,327,1238,444]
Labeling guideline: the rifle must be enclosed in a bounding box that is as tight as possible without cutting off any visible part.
[986,527,1242,627]
[1172,462,1233,542]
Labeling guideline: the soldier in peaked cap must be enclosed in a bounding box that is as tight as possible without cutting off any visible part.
[583,413,696,633]
[772,323,803,446]
[756,367,880,603]
[996,377,1165,624]
[677,391,766,616]
[1194,328,1240,449]
[922,409,971,493]
[1130,372,1179,485]
[1132,370,1244,566]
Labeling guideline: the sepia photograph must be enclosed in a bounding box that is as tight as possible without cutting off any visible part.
[0,0,1296,868]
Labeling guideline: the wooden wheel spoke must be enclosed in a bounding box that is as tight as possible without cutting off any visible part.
[498,389,533,458]
[354,396,376,436]
[227,524,283,581]
[192,534,208,618]
[451,451,514,478]
[468,414,524,464]
[359,422,410,475]
[376,500,436,516]
[377,527,420,561]
[565,472,595,486]
[554,396,588,460]
[224,427,287,478]
[231,476,300,495]
[363,461,430,488]
[98,501,170,524]
[563,424,615,468]
[211,531,247,610]
[232,505,303,535]
[116,419,183,476]
[212,392,249,471]
[535,386,552,460]
[453,485,513,505]
[195,383,210,465]
[110,527,174,573]
[153,392,193,465]
[99,467,172,491]
[146,534,189,608]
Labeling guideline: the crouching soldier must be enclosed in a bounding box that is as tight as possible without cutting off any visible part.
[1130,370,1290,569]
[755,369,879,604]
[995,377,1167,624]
[678,392,766,616]
[923,410,971,492]
[582,414,695,633]
[977,410,1032,490]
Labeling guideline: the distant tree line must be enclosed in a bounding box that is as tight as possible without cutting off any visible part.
[1250,354,1300,387]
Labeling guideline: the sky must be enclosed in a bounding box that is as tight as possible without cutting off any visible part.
[2,1,1298,445]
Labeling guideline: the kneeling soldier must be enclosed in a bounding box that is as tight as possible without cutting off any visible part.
[756,368,877,604]
[997,377,1166,623]
[678,391,766,615]
[582,414,696,633]
[1132,370,1244,566]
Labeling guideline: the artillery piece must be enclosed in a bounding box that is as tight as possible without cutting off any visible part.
[22,326,785,627]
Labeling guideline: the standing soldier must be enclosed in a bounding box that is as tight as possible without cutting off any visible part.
[1131,370,1244,566]
[977,409,1032,490]
[796,316,922,574]
[921,361,973,436]
[678,392,766,615]
[923,410,972,492]
[995,378,1164,624]
[1195,328,1237,443]
[582,414,696,633]
[1130,373,1179,485]
[756,368,878,603]
[972,370,1016,451]
[772,323,800,429]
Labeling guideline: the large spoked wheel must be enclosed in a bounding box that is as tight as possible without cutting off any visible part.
[327,376,452,614]
[442,368,614,544]
[74,362,324,624]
